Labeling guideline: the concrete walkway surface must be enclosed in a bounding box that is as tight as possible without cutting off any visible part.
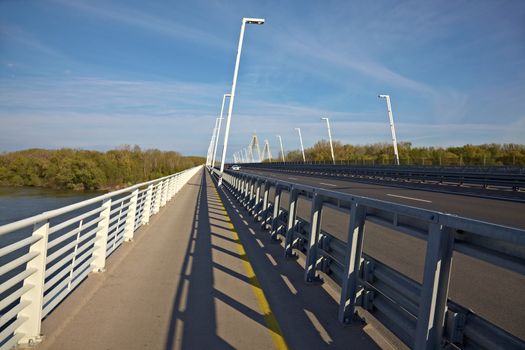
[35,170,389,350]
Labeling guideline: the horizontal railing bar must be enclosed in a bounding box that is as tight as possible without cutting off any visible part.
[0,333,24,350]
[49,206,104,234]
[111,194,133,207]
[0,234,42,259]
[0,170,184,236]
[44,265,72,292]
[0,284,33,311]
[71,256,94,282]
[0,300,30,329]
[0,268,37,296]
[45,252,74,278]
[0,251,39,277]
[43,276,70,305]
[46,240,77,265]
[47,227,79,250]
[0,316,27,346]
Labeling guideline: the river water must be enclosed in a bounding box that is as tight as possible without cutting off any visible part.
[0,186,101,226]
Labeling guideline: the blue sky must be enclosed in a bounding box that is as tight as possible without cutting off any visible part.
[1,0,524,158]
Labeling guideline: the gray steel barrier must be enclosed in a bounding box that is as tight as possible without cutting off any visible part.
[240,163,525,192]
[217,169,525,350]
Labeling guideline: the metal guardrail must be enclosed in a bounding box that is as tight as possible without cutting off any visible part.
[218,169,525,349]
[240,163,525,191]
[0,165,202,350]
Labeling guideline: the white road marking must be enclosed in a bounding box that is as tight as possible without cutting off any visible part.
[266,253,278,266]
[319,182,337,187]
[304,309,333,344]
[248,228,256,235]
[386,193,432,203]
[280,274,297,295]
[256,238,264,248]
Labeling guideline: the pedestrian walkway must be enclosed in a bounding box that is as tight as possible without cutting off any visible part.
[35,170,385,349]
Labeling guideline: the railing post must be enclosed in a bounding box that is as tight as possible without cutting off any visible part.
[284,187,299,258]
[142,184,154,225]
[153,183,162,214]
[338,200,366,323]
[91,198,111,272]
[414,223,454,349]
[167,177,174,200]
[15,220,49,345]
[123,189,139,241]
[160,180,168,207]
[305,193,323,283]
[270,185,283,240]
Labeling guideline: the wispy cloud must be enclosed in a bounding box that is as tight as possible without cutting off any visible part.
[51,0,229,49]
[0,24,68,60]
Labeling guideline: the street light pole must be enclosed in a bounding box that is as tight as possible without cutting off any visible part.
[206,118,219,167]
[295,127,306,162]
[321,117,335,164]
[276,135,285,162]
[218,17,265,186]
[212,93,231,168]
[378,94,400,165]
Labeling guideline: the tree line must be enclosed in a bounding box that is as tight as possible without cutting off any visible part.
[282,142,525,166]
[0,146,204,191]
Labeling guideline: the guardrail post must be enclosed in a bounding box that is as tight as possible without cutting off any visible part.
[92,198,111,272]
[248,179,255,209]
[141,184,153,225]
[259,181,270,225]
[270,185,283,240]
[15,220,49,345]
[243,178,249,205]
[252,181,261,217]
[123,189,139,241]
[305,193,324,283]
[284,187,299,258]
[338,200,366,323]
[414,223,454,349]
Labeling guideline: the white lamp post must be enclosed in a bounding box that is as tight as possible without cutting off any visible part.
[295,127,306,162]
[206,118,219,166]
[212,93,231,168]
[218,17,265,186]
[321,117,335,164]
[378,94,400,165]
[276,135,285,162]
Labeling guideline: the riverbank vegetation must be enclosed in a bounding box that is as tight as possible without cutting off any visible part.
[0,146,204,191]
[284,142,525,166]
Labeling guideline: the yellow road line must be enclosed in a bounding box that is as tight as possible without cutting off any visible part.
[212,186,289,350]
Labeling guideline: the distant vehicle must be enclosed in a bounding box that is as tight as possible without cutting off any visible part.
[231,165,241,171]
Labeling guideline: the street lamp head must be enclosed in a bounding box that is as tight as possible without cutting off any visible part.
[321,117,328,121]
[378,94,389,99]
[244,18,265,25]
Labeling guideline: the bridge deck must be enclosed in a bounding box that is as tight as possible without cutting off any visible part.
[35,170,386,350]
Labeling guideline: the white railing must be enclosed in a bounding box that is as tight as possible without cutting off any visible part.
[0,165,202,349]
